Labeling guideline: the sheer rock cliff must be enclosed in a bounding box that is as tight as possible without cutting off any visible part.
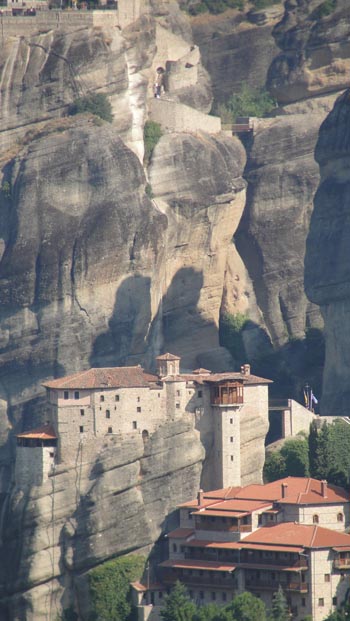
[305,90,350,415]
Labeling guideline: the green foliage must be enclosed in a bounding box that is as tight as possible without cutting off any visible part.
[263,451,286,483]
[226,84,276,122]
[145,183,154,198]
[185,0,244,15]
[144,121,163,165]
[68,93,113,123]
[219,312,249,362]
[270,586,289,621]
[280,437,310,477]
[311,0,336,19]
[0,181,11,198]
[227,591,267,621]
[88,554,145,621]
[251,0,280,9]
[161,582,197,621]
[194,603,231,621]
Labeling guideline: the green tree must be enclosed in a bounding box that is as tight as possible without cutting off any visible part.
[219,312,249,362]
[68,93,113,123]
[144,121,162,165]
[308,420,319,478]
[314,421,331,479]
[88,555,145,621]
[227,84,275,122]
[227,591,267,621]
[194,603,230,621]
[161,581,197,621]
[280,437,309,477]
[263,451,286,483]
[270,585,289,621]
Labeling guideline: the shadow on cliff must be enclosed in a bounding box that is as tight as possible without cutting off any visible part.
[90,275,153,368]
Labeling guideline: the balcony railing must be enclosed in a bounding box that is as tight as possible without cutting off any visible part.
[211,395,244,406]
[334,558,350,569]
[162,572,235,588]
[245,579,308,593]
[239,557,308,569]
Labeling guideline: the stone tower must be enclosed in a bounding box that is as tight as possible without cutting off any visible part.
[15,424,57,488]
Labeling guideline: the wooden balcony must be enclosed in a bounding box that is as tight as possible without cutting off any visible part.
[162,570,235,588]
[239,556,308,570]
[245,578,308,593]
[211,382,244,406]
[334,558,350,569]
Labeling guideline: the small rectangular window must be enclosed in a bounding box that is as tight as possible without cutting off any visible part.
[106,410,110,419]
[100,395,105,402]
[231,455,234,461]
[173,544,177,552]
[325,574,330,582]
[49,452,54,458]
[79,426,84,433]
[176,403,180,409]
[133,421,137,429]
[64,390,69,400]
[230,418,233,424]
[198,390,202,398]
[115,395,119,401]
[319,599,324,607]
[222,593,227,602]
[333,597,337,606]
[176,390,181,397]
[137,396,140,402]
[108,427,113,434]
[137,406,141,413]
[158,393,160,398]
[80,409,85,416]
[74,391,80,400]
[230,436,233,442]
[302,598,306,607]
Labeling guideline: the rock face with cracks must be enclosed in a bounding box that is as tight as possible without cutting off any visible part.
[305,90,350,416]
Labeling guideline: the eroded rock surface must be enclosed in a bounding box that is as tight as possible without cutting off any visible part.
[268,0,350,104]
[305,90,350,415]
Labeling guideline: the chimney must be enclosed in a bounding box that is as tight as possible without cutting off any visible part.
[240,364,251,376]
[281,483,288,499]
[321,480,328,498]
[197,489,204,506]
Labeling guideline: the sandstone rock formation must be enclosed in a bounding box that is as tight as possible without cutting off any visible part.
[0,421,204,621]
[268,0,350,104]
[305,90,350,416]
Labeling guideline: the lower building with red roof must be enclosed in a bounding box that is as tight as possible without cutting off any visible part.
[131,477,350,621]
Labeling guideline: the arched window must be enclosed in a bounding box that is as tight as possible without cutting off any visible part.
[337,513,344,522]
[142,430,149,443]
[313,514,319,524]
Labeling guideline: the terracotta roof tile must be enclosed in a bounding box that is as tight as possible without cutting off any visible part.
[43,367,159,390]
[241,522,350,549]
[160,559,236,572]
[156,353,180,360]
[235,477,349,505]
[17,424,57,440]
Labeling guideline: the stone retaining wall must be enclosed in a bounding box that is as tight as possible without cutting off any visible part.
[150,98,221,134]
[0,9,118,38]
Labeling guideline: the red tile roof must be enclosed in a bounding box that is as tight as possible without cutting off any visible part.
[43,367,159,390]
[17,424,57,440]
[241,522,350,549]
[192,509,250,518]
[156,353,180,360]
[160,559,236,572]
[203,372,272,385]
[180,477,348,511]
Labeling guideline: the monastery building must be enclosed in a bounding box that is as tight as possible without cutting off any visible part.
[132,477,350,621]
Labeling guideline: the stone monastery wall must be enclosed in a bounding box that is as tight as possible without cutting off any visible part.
[0,10,118,37]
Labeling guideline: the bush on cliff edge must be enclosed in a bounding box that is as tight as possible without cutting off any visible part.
[68,93,113,123]
[88,554,146,621]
